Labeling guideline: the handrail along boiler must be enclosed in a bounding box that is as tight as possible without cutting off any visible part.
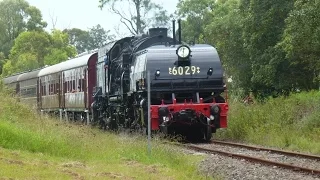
[92,20,229,140]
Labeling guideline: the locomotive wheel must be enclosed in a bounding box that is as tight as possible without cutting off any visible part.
[195,129,204,141]
[204,119,212,141]
[160,125,174,138]
[184,128,202,142]
[99,118,107,130]
[99,121,106,130]
[129,107,141,133]
[110,113,119,131]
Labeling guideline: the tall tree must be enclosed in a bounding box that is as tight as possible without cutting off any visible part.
[0,0,47,57]
[98,0,172,35]
[176,0,215,43]
[64,25,115,54]
[204,0,251,95]
[8,31,51,67]
[88,24,116,49]
[2,30,77,76]
[25,6,48,31]
[240,0,295,97]
[279,0,320,91]
[2,53,38,76]
[44,30,77,65]
[63,28,91,54]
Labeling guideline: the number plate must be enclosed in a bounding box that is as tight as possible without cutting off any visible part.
[168,66,201,75]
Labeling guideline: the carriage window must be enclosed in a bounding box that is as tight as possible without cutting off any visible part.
[21,87,37,97]
[67,81,69,93]
[72,80,75,92]
[78,79,81,92]
[49,83,52,95]
[64,81,67,93]
[78,79,86,92]
[55,82,59,94]
[41,85,45,96]
[41,79,46,96]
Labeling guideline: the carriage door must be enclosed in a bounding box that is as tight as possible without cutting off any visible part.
[86,53,97,109]
[84,69,87,108]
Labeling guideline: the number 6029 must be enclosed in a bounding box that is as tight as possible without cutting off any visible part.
[168,66,200,75]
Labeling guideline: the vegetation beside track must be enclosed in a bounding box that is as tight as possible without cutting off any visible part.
[0,84,209,180]
[216,91,320,155]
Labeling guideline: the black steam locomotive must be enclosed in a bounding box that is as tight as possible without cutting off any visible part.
[92,20,229,141]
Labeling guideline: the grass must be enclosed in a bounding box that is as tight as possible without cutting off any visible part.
[0,84,209,179]
[216,91,320,155]
[3,77,320,179]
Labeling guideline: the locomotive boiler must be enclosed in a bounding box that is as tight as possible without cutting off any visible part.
[92,20,229,141]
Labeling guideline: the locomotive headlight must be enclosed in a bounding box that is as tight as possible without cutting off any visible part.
[155,69,160,77]
[163,116,169,122]
[207,67,213,76]
[176,45,191,59]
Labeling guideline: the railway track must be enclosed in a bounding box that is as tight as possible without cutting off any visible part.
[180,140,320,176]
[211,140,320,160]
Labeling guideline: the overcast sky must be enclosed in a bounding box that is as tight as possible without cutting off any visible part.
[26,0,179,37]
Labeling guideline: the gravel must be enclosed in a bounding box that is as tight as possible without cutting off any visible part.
[179,144,320,180]
[198,143,320,170]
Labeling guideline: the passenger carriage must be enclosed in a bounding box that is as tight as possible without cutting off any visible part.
[37,52,98,121]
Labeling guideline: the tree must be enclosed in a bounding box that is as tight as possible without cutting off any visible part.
[88,24,116,49]
[44,30,77,65]
[2,53,38,76]
[8,31,51,67]
[0,0,47,57]
[25,6,48,31]
[64,25,115,54]
[0,52,6,75]
[2,30,77,76]
[63,28,91,54]
[279,0,320,91]
[204,0,252,96]
[98,0,172,35]
[176,0,216,43]
[239,0,295,98]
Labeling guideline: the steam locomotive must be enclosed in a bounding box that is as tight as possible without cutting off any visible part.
[2,20,228,141]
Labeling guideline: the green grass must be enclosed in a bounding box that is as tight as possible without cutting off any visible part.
[0,84,209,179]
[4,77,319,179]
[216,91,320,155]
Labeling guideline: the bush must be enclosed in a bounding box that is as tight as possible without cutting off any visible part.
[216,91,320,154]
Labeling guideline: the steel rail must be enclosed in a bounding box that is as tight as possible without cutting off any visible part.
[211,140,320,161]
[183,144,320,176]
